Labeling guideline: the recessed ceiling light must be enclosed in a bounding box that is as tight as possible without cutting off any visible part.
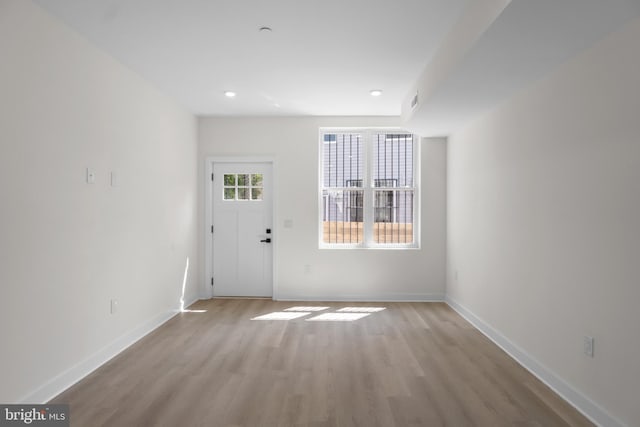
[224,91,236,98]
[259,26,272,32]
[370,89,383,97]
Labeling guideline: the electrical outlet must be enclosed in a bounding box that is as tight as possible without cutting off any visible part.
[583,336,594,357]
[303,264,311,274]
[110,299,119,314]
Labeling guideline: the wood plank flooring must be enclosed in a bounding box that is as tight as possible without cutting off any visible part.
[50,299,594,427]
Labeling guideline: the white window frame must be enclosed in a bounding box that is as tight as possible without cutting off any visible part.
[318,128,420,250]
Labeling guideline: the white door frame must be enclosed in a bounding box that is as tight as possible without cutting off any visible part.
[204,156,277,299]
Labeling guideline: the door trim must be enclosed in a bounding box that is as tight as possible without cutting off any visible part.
[204,156,277,299]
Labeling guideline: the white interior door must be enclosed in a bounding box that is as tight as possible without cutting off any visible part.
[212,162,273,297]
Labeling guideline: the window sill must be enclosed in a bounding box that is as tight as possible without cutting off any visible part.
[318,244,420,251]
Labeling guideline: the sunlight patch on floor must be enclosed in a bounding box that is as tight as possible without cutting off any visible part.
[284,306,329,312]
[251,306,387,321]
[252,312,311,320]
[337,307,386,313]
[306,312,371,322]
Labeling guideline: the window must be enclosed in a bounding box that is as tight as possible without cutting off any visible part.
[223,173,263,201]
[320,130,417,248]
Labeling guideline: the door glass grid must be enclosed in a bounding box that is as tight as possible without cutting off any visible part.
[223,173,264,201]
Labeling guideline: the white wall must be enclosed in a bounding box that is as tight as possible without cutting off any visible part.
[447,16,640,427]
[198,117,446,301]
[0,0,198,402]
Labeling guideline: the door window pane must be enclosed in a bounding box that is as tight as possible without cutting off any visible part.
[224,188,236,200]
[251,174,263,186]
[251,188,263,200]
[237,188,249,200]
[237,174,249,186]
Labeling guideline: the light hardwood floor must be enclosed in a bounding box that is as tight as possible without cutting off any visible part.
[51,299,594,427]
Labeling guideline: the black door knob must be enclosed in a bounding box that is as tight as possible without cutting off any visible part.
[260,238,272,243]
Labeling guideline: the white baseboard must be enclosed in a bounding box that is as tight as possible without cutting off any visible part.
[445,296,624,427]
[20,296,200,404]
[275,293,445,302]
